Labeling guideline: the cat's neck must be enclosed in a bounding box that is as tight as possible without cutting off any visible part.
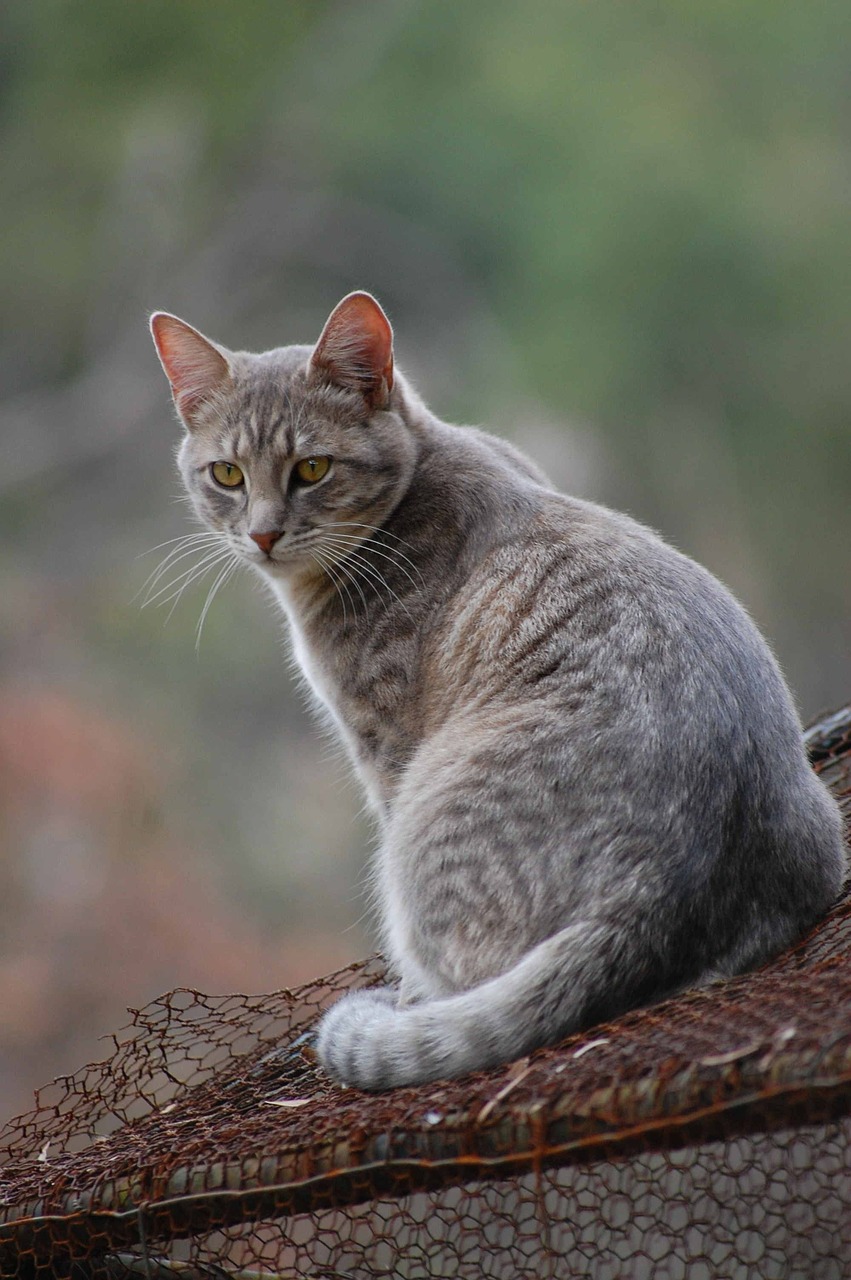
[266,414,544,811]
[276,418,516,621]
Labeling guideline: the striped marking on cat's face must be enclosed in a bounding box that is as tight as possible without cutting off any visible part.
[177,360,416,582]
[152,294,417,597]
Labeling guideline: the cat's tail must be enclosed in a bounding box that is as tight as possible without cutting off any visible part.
[315,919,643,1091]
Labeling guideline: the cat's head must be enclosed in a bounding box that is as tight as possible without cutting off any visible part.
[149,292,418,583]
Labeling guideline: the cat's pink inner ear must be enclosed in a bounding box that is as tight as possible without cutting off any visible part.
[309,292,394,410]
[150,313,230,422]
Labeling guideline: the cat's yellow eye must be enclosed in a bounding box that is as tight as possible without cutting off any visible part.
[211,461,244,487]
[295,456,331,485]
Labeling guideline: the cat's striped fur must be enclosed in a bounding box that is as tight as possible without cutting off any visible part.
[150,292,845,1090]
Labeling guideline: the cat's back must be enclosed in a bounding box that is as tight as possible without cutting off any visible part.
[422,445,778,734]
[413,441,843,954]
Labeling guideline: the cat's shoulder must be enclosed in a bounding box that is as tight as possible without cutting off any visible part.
[465,425,553,489]
[414,412,553,491]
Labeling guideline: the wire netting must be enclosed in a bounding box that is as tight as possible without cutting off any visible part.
[1,705,850,1279]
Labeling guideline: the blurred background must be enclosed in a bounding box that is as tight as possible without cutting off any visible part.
[1,0,849,1120]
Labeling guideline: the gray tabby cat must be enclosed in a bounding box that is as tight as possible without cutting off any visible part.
[150,291,845,1091]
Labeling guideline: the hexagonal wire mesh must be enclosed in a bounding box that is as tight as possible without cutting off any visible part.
[1,706,850,1279]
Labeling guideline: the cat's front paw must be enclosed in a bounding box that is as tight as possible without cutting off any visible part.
[315,987,399,1090]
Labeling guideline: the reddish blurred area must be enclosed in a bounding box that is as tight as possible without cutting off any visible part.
[0,687,355,1122]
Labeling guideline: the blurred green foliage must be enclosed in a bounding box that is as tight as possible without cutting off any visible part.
[4,1,850,517]
[0,1,315,367]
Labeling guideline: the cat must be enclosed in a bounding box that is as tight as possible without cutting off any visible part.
[150,291,846,1092]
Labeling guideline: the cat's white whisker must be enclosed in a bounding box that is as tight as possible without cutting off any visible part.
[139,546,225,603]
[320,548,362,622]
[147,547,231,615]
[195,555,241,651]
[317,542,371,616]
[142,545,230,609]
[137,534,224,590]
[318,535,416,622]
[326,519,420,551]
[324,522,425,583]
[134,534,224,602]
[163,552,236,625]
[292,393,310,440]
[319,531,423,597]
[137,533,207,558]
[314,535,417,619]
[310,550,351,626]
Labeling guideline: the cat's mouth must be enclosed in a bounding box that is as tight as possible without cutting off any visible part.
[246,541,297,569]
[245,532,329,570]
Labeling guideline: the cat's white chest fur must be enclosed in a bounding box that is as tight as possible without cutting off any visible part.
[269,579,388,817]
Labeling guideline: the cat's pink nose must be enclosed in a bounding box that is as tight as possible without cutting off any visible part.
[250,529,282,555]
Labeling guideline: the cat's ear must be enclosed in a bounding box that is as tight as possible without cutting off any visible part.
[149,312,231,426]
[309,292,394,411]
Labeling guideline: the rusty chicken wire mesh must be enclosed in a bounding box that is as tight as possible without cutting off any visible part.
[0,705,850,1279]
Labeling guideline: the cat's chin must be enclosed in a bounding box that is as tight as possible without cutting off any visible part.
[248,553,295,577]
[238,541,295,571]
[247,551,324,592]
